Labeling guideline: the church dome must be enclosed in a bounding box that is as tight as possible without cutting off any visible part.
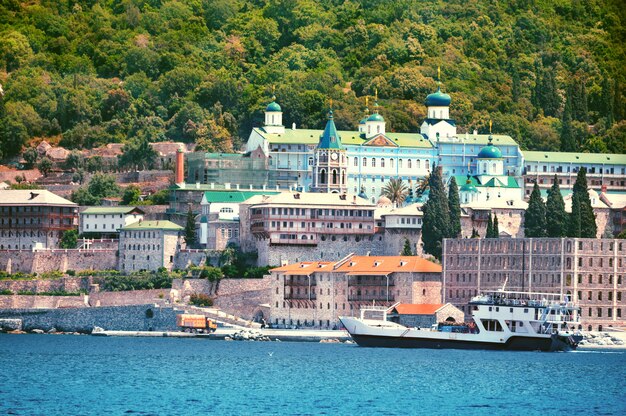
[367,113,384,122]
[266,101,281,112]
[477,143,502,159]
[425,87,451,107]
[377,195,392,207]
[359,117,367,125]
[460,180,478,193]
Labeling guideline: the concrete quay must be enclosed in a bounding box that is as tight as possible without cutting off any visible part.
[92,327,352,342]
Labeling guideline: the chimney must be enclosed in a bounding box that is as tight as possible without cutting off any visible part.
[175,147,184,184]
[292,123,296,130]
[473,129,478,137]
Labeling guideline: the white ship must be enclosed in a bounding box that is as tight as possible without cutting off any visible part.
[340,290,583,351]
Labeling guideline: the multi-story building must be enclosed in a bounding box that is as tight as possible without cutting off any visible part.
[523,151,626,195]
[0,189,78,250]
[197,190,279,250]
[442,238,626,331]
[118,220,182,272]
[269,254,443,329]
[239,191,379,265]
[80,207,144,237]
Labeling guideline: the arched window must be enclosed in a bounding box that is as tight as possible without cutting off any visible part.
[492,163,496,171]
[377,125,380,133]
[372,158,376,167]
[399,159,403,168]
[320,169,326,184]
[332,169,338,184]
[271,115,274,124]
[368,126,371,134]
[390,159,394,168]
[416,160,420,169]
[363,157,367,167]
[354,157,358,166]
[425,160,430,170]
[381,159,385,168]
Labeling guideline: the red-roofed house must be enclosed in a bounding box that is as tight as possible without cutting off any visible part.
[387,303,464,328]
[269,254,443,329]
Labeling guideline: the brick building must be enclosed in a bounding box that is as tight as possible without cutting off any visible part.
[269,254,442,329]
[119,220,182,272]
[442,237,626,331]
[0,189,78,250]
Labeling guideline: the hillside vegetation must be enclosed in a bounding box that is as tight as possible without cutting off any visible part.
[0,0,624,160]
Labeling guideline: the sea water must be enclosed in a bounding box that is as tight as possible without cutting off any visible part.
[0,334,624,416]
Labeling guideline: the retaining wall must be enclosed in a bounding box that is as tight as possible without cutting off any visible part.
[0,304,182,332]
[0,249,118,273]
[88,289,172,307]
[0,295,87,309]
[0,277,91,293]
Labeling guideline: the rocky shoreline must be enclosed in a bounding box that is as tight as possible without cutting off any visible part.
[578,332,626,349]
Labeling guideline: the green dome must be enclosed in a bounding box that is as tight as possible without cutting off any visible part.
[477,143,502,159]
[367,113,384,122]
[359,117,367,124]
[425,87,451,107]
[460,183,478,193]
[266,101,281,112]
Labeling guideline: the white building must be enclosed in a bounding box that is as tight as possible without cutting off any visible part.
[80,207,144,236]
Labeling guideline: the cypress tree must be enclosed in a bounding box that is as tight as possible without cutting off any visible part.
[493,214,499,238]
[560,90,576,152]
[486,214,493,238]
[422,165,450,260]
[569,168,597,238]
[184,206,198,247]
[401,238,413,256]
[448,177,462,237]
[546,176,567,237]
[524,182,547,237]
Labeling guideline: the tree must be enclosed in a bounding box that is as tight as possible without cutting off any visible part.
[184,206,198,247]
[492,214,499,238]
[65,150,84,171]
[448,177,461,237]
[121,185,141,205]
[381,178,408,206]
[546,176,567,237]
[422,165,450,260]
[37,157,53,177]
[88,173,119,199]
[119,136,157,171]
[524,182,546,237]
[471,228,480,238]
[568,168,597,238]
[486,214,494,238]
[401,238,413,256]
[59,229,78,249]
[23,148,38,167]
[560,91,576,152]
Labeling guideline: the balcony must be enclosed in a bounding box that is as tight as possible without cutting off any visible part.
[284,293,317,300]
[348,294,395,302]
[284,278,317,286]
[270,236,318,245]
[348,278,395,287]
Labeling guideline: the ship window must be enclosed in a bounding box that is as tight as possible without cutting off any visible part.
[524,308,528,313]
[510,308,513,313]
[495,307,499,312]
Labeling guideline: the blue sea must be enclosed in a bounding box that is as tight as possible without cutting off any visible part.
[0,334,624,416]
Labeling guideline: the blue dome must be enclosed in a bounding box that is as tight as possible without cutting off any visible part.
[266,101,281,112]
[477,143,502,159]
[367,113,384,122]
[359,117,367,124]
[425,87,451,107]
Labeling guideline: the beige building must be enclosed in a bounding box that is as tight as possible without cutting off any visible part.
[119,220,182,272]
[442,237,626,331]
[269,255,442,329]
[0,189,78,250]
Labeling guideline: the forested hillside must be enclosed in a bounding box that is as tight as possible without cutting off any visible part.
[1,0,624,160]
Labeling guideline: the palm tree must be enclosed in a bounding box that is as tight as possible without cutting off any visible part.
[381,178,408,206]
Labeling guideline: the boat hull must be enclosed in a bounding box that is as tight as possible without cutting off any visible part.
[348,333,564,351]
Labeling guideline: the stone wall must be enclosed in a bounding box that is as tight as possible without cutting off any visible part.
[256,235,386,266]
[215,277,271,320]
[383,230,424,256]
[89,289,171,307]
[0,295,87,309]
[0,304,182,332]
[173,250,209,269]
[0,277,91,293]
[0,249,118,273]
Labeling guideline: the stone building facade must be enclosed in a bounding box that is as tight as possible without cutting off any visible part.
[118,220,183,272]
[269,255,442,329]
[0,190,78,250]
[442,237,626,331]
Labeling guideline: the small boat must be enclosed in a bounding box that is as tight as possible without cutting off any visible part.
[339,290,583,351]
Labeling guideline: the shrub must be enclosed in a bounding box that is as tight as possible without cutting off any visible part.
[66,270,76,276]
[243,266,273,279]
[199,266,223,282]
[0,289,13,295]
[189,293,213,307]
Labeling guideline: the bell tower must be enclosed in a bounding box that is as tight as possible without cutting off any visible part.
[311,102,347,193]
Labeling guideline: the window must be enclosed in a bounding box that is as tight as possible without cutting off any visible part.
[380,158,385,168]
[372,158,376,167]
[354,157,358,166]
[363,158,367,167]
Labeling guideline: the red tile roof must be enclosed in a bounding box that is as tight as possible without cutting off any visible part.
[391,304,445,315]
[334,256,442,274]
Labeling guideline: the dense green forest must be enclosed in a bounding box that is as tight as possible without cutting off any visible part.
[0,0,624,161]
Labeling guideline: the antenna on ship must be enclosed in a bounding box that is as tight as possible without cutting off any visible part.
[501,277,508,292]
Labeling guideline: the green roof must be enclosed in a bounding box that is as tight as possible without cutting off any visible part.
[82,207,143,215]
[121,220,183,231]
[256,128,433,148]
[437,134,517,146]
[523,151,626,165]
[425,87,451,107]
[266,101,282,112]
[318,110,343,149]
[367,112,384,122]
[203,190,280,203]
[452,175,520,189]
[477,143,503,159]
